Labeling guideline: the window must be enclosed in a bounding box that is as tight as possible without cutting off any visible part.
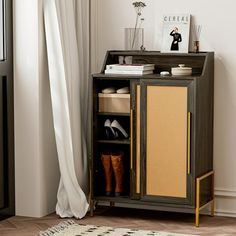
[0,0,4,60]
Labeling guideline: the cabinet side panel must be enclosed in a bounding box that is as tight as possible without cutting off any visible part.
[146,86,187,198]
[136,85,140,194]
[0,78,3,208]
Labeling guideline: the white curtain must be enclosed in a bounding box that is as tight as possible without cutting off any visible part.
[43,0,90,218]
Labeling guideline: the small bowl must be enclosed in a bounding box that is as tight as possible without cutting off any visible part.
[171,64,192,76]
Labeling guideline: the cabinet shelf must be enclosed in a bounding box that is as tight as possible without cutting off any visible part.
[94,196,130,202]
[97,139,130,145]
[97,112,130,117]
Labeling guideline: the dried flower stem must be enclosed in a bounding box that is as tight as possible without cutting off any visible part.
[131,14,140,49]
[131,1,146,50]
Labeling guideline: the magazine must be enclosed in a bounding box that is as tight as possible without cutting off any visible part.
[105,69,153,75]
[106,64,155,71]
[161,14,191,53]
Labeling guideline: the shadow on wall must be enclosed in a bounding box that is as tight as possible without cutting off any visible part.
[214,55,236,188]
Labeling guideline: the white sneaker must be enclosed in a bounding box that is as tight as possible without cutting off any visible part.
[111,120,128,138]
[102,87,116,94]
[116,87,129,94]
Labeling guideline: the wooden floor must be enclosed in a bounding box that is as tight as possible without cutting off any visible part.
[0,207,236,235]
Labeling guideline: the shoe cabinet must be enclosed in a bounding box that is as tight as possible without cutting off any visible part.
[91,51,214,226]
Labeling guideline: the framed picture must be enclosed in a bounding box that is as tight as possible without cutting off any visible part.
[161,14,191,53]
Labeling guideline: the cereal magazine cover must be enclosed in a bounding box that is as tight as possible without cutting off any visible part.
[161,14,191,53]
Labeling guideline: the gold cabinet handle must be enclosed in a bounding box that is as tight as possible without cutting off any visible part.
[187,112,191,174]
[130,109,134,170]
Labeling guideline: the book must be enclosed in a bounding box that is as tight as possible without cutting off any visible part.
[161,14,191,53]
[105,69,153,75]
[106,64,155,71]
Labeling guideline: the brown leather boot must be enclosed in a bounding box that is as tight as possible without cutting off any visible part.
[101,154,112,196]
[111,152,124,196]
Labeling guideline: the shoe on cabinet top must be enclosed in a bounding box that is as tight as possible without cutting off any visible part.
[102,87,116,94]
[116,87,130,94]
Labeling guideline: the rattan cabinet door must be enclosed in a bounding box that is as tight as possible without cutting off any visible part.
[140,80,194,205]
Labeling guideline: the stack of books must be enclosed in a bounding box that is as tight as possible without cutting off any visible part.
[105,64,155,75]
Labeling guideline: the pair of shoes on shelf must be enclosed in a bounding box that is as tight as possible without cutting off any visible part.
[102,87,129,94]
[101,152,124,197]
[104,119,128,139]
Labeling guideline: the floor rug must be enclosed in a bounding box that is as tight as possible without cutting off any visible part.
[37,220,194,236]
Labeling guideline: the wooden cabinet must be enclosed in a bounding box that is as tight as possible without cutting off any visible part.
[91,51,214,226]
[0,77,4,209]
[0,0,14,220]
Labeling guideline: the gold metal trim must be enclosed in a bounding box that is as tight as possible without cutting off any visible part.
[187,112,191,174]
[196,177,200,227]
[199,200,214,211]
[136,85,141,194]
[195,170,214,227]
[89,168,92,197]
[130,109,134,170]
[198,170,214,181]
[211,173,215,216]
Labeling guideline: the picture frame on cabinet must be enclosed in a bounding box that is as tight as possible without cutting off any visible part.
[161,14,191,53]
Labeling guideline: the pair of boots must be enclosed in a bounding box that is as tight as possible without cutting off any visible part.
[101,152,124,196]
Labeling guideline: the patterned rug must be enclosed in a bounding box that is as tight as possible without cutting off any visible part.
[37,220,194,236]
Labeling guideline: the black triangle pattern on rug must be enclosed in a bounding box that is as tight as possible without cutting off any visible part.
[37,220,194,236]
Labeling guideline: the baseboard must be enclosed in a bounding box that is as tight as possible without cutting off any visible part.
[214,188,236,217]
[215,188,236,198]
[214,209,236,218]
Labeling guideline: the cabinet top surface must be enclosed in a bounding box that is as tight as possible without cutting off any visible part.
[92,73,200,80]
[106,50,213,56]
[92,50,214,79]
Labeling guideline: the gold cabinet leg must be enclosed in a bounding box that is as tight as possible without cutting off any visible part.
[211,199,215,217]
[211,173,215,217]
[195,171,214,227]
[90,200,94,216]
[89,168,94,216]
[195,178,200,227]
[195,207,199,227]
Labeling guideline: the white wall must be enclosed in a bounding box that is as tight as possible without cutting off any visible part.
[91,0,236,217]
[14,0,59,217]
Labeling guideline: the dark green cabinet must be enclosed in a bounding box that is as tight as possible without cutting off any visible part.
[91,51,214,226]
[0,0,14,220]
[0,77,4,209]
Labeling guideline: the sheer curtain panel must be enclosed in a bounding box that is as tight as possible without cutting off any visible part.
[43,0,90,218]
